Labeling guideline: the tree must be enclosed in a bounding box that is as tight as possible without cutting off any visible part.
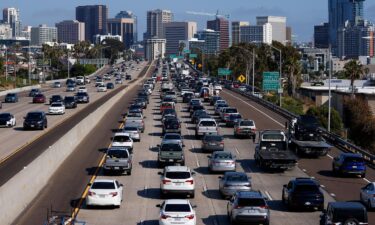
[70,64,86,77]
[343,60,367,95]
[102,38,125,64]
[178,42,186,56]
[306,106,343,134]
[73,41,91,59]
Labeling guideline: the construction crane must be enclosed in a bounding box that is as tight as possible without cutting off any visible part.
[185,10,230,19]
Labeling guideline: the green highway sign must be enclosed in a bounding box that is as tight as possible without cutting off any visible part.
[263,72,280,91]
[177,56,184,59]
[189,54,198,58]
[169,54,177,59]
[183,49,191,54]
[218,68,232,76]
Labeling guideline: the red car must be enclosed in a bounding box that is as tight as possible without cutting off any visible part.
[33,94,46,103]
[160,102,174,113]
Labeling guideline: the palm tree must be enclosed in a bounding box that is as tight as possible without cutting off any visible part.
[344,60,366,95]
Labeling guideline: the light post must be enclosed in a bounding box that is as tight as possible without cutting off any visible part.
[269,45,282,107]
[28,44,31,84]
[67,51,70,79]
[328,45,332,132]
[4,45,8,81]
[232,46,256,95]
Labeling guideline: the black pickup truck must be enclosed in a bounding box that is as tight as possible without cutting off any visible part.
[254,130,298,171]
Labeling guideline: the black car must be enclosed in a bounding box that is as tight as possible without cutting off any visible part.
[49,95,63,105]
[5,93,18,103]
[162,109,177,118]
[106,82,115,89]
[23,111,47,130]
[125,74,132,80]
[282,177,324,211]
[226,114,243,127]
[191,110,208,124]
[138,92,149,103]
[0,113,16,127]
[134,98,147,109]
[190,105,205,116]
[182,93,194,103]
[163,118,181,134]
[321,202,368,225]
[75,92,90,103]
[210,96,222,106]
[28,88,40,97]
[66,78,76,86]
[64,96,77,109]
[128,104,143,114]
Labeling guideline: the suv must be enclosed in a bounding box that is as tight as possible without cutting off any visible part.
[195,118,218,138]
[234,119,257,139]
[332,153,366,178]
[282,177,324,211]
[64,96,77,109]
[158,166,195,198]
[157,143,185,167]
[227,191,270,225]
[103,147,132,175]
[163,118,181,135]
[23,111,47,130]
[76,92,90,103]
[321,202,368,225]
[5,93,18,103]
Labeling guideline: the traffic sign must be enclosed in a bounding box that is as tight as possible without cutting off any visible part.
[198,64,202,68]
[263,72,280,91]
[189,54,198,58]
[183,49,191,54]
[169,54,177,59]
[218,68,232,76]
[237,74,246,83]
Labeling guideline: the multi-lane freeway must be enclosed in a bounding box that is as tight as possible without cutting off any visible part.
[3,60,374,225]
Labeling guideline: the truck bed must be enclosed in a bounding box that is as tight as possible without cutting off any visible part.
[258,150,297,161]
[291,139,331,148]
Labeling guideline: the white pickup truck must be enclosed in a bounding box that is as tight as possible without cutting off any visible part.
[195,118,218,138]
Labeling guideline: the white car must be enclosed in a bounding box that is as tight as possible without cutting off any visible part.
[111,132,134,151]
[48,102,65,115]
[0,113,16,127]
[97,84,107,92]
[214,84,222,91]
[360,182,375,209]
[157,199,196,225]
[180,89,191,97]
[86,179,123,208]
[122,126,141,142]
[84,76,91,84]
[159,166,195,198]
[77,86,87,93]
[214,100,227,108]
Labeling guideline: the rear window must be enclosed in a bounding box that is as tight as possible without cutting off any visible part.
[204,135,223,141]
[226,174,248,182]
[240,121,254,126]
[91,182,115,189]
[0,114,11,119]
[238,198,266,207]
[165,204,191,212]
[51,103,63,107]
[107,150,128,158]
[294,184,320,192]
[230,114,242,119]
[225,108,238,113]
[124,127,138,131]
[344,157,364,163]
[113,135,130,142]
[161,144,182,151]
[165,172,191,179]
[214,153,232,160]
[200,121,216,127]
[164,134,181,140]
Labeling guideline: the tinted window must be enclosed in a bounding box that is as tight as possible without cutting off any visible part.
[113,135,130,142]
[204,135,223,141]
[238,198,266,207]
[26,113,42,120]
[165,172,191,179]
[76,92,88,96]
[262,133,284,140]
[124,127,138,131]
[107,150,128,158]
[240,121,254,126]
[91,182,115,189]
[225,108,238,113]
[65,97,75,101]
[344,157,364,163]
[161,144,182,151]
[165,204,191,212]
[230,114,242,119]
[164,134,181,140]
[294,184,320,192]
[51,103,63,107]
[226,174,248,182]
[200,121,216,127]
[214,153,232,159]
[0,114,11,119]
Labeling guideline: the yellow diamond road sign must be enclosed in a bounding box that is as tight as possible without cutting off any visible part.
[238,74,246,83]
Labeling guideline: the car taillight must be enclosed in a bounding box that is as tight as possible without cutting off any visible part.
[162,179,171,184]
[260,205,269,209]
[235,205,243,209]
[220,142,224,145]
[88,191,95,196]
[251,128,256,131]
[236,128,241,132]
[110,192,118,197]
[161,214,170,219]
[185,214,194,220]
[224,114,229,117]
[186,180,194,185]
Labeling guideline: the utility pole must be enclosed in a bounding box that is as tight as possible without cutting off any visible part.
[328,45,332,132]
[67,51,70,79]
[5,46,8,81]
[252,48,255,95]
[28,44,31,85]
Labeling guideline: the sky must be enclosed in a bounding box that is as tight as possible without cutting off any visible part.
[1,0,375,42]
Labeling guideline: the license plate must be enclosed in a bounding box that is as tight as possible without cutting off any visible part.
[169,159,174,162]
[114,167,120,170]
[31,125,35,127]
[247,209,256,213]
[175,183,183,186]
[352,166,357,168]
[174,218,182,221]
[305,202,311,206]
[309,134,314,137]
[99,194,106,198]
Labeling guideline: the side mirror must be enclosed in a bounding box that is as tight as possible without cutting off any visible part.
[158,172,163,175]
[191,172,196,175]
[207,155,211,158]
[182,144,186,147]
[192,205,197,209]
[218,176,222,179]
[156,204,161,208]
[120,183,124,187]
[157,144,161,148]
[283,184,287,188]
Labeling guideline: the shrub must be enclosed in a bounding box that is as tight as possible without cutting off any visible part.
[306,106,343,134]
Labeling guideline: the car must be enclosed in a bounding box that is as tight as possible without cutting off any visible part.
[125,74,132,80]
[191,110,208,124]
[214,103,229,115]
[76,92,90,103]
[103,147,132,175]
[159,166,195,198]
[163,118,181,135]
[360,182,375,209]
[234,119,257,139]
[227,191,270,225]
[158,143,185,167]
[115,78,123,84]
[160,102,175,113]
[208,151,236,172]
[133,98,147,109]
[66,84,76,92]
[49,95,63,105]
[195,118,218,138]
[161,133,184,147]
[48,102,65,115]
[190,105,204,116]
[128,104,143,114]
[28,88,40,97]
[201,134,224,152]
[4,93,18,103]
[332,153,366,178]
[210,96,222,106]
[84,76,91,84]
[32,93,46,103]
[321,202,368,225]
[95,79,104,87]
[86,179,123,208]
[103,74,111,80]
[188,99,202,111]
[282,177,324,211]
[111,133,134,152]
[226,114,242,127]
[64,96,77,109]
[122,126,141,142]
[220,107,239,123]
[53,81,61,88]
[107,82,115,89]
[23,111,47,130]
[157,199,196,225]
[66,78,76,86]
[0,113,16,127]
[214,99,227,107]
[182,92,194,103]
[77,86,87,93]
[219,172,251,198]
[0,100,2,109]
[76,76,85,85]
[97,84,107,92]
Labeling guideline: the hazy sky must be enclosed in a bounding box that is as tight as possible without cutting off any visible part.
[1,0,375,42]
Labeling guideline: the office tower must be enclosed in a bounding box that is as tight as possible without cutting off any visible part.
[195,29,220,55]
[232,21,250,46]
[76,5,108,42]
[107,18,135,49]
[286,26,292,44]
[116,11,138,43]
[0,24,12,39]
[207,17,229,51]
[56,20,85,44]
[145,38,166,60]
[146,9,173,39]
[164,21,197,55]
[256,16,287,44]
[240,23,272,44]
[2,8,21,37]
[314,23,330,48]
[30,24,57,46]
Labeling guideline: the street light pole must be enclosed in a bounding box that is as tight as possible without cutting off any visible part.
[233,46,256,94]
[269,45,282,107]
[328,45,332,132]
[67,51,70,79]
[5,46,8,81]
[28,44,31,84]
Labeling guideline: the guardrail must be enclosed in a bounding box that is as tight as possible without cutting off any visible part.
[186,62,375,166]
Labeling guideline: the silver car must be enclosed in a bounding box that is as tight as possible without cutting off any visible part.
[202,134,224,152]
[161,133,185,147]
[208,151,236,173]
[219,172,251,198]
[360,182,375,209]
[227,191,270,225]
[123,126,141,142]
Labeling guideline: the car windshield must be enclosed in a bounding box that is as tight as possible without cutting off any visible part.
[0,114,11,119]
[225,108,238,113]
[226,174,248,182]
[107,150,128,158]
[161,144,182,151]
[217,104,228,108]
[51,103,63,107]
[113,135,130,142]
[165,204,191,212]
[241,121,254,126]
[230,114,242,119]
[65,97,75,101]
[294,184,320,192]
[7,94,16,97]
[91,182,115,189]
[26,113,42,120]
[204,135,223,141]
[165,172,191,179]
[238,198,266,207]
[35,94,44,98]
[76,92,87,96]
[124,127,138,131]
[200,121,216,127]
[214,153,232,159]
[344,157,364,163]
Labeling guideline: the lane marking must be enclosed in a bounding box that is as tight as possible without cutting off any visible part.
[363,178,371,183]
[265,191,273,201]
[330,193,336,197]
[234,147,240,155]
[326,154,334,159]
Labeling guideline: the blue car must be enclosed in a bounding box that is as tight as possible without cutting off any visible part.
[332,153,366,178]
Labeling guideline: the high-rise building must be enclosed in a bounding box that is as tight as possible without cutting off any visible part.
[231,21,250,46]
[164,21,197,55]
[3,8,21,37]
[21,26,31,40]
[145,38,166,60]
[337,20,375,59]
[116,11,138,43]
[286,26,292,44]
[0,23,12,39]
[30,24,57,46]
[55,20,85,44]
[240,23,272,44]
[207,17,229,51]
[76,5,108,43]
[314,23,330,48]
[145,9,173,39]
[107,18,135,49]
[256,16,286,44]
[329,0,365,53]
[195,29,220,55]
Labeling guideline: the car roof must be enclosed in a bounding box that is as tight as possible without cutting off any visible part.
[292,177,319,186]
[93,179,115,183]
[329,201,366,209]
[340,153,363,158]
[164,199,190,204]
[165,166,190,172]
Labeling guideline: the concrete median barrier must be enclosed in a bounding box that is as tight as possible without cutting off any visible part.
[0,62,153,225]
